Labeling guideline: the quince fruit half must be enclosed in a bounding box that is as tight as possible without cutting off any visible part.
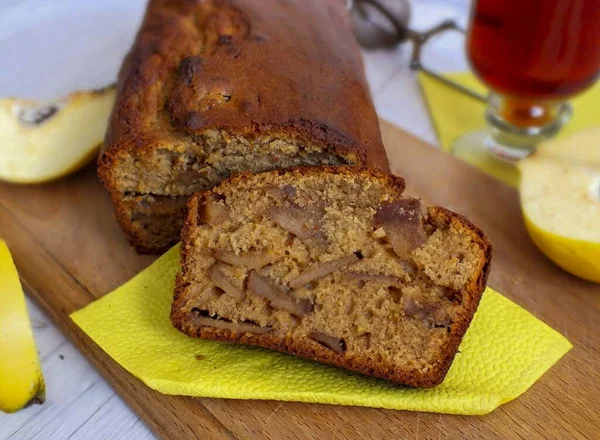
[519,129,600,283]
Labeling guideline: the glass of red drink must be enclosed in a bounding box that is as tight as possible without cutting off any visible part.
[453,0,600,167]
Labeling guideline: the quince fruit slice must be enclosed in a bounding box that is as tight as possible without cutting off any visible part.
[0,86,115,183]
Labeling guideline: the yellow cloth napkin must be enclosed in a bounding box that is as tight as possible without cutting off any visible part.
[71,245,571,415]
[419,72,600,187]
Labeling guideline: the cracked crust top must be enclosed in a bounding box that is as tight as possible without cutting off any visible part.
[99,0,389,189]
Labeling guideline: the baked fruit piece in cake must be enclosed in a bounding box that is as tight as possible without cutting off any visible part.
[171,167,492,387]
[98,0,389,254]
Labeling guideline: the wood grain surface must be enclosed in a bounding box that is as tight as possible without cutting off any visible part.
[0,120,598,440]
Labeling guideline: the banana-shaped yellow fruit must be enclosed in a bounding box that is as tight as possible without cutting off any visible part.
[0,239,45,413]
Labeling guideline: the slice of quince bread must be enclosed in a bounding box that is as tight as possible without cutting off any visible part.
[171,166,491,387]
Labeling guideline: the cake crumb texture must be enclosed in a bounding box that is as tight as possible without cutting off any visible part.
[172,167,492,387]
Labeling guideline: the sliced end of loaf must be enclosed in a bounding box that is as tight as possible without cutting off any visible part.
[99,131,353,253]
[171,166,491,387]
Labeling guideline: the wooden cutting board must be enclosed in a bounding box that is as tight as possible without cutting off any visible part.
[0,120,598,439]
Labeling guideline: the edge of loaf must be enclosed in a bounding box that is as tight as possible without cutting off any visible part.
[98,0,389,254]
[171,166,492,388]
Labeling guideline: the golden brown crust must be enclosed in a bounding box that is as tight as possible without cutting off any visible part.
[171,167,492,388]
[98,0,389,253]
[206,165,406,198]
[101,0,387,168]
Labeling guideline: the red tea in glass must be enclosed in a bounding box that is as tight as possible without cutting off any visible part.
[468,0,600,128]
[469,0,600,99]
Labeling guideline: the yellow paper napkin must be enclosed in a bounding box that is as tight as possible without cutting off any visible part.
[419,72,600,187]
[71,245,571,415]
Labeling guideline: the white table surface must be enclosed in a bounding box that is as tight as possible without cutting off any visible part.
[0,1,471,438]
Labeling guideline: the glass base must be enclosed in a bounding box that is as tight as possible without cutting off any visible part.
[450,94,574,186]
[451,130,521,187]
[485,93,573,161]
[484,136,532,163]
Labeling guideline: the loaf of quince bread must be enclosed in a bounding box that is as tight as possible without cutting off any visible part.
[98,0,388,254]
[171,167,492,387]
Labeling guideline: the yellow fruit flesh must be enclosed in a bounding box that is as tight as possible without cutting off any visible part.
[519,128,600,283]
[0,87,115,184]
[0,240,45,413]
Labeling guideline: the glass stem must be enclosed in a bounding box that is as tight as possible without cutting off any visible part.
[484,92,572,163]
